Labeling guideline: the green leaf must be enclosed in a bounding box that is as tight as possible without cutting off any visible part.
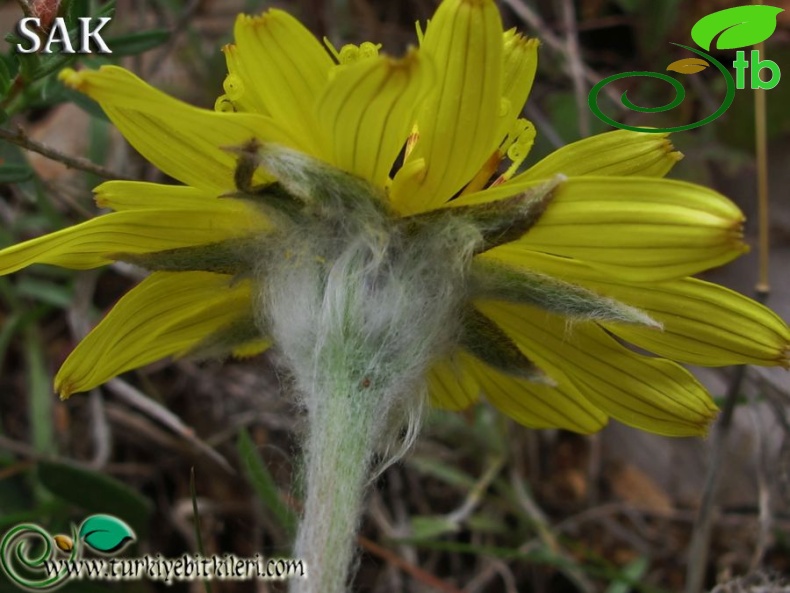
[691,6,784,51]
[605,557,650,593]
[16,277,75,308]
[105,30,171,57]
[236,429,297,538]
[93,1,118,24]
[78,514,136,553]
[4,32,23,46]
[409,516,459,540]
[0,306,49,378]
[0,57,11,97]
[60,88,109,121]
[64,0,116,27]
[407,455,476,490]
[466,513,509,535]
[38,461,152,538]
[64,0,91,26]
[0,165,33,183]
[32,53,80,81]
[25,326,54,456]
[15,51,40,84]
[0,502,68,531]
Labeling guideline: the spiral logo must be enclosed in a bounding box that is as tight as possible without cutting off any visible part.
[0,523,77,590]
[587,5,784,133]
[588,44,736,134]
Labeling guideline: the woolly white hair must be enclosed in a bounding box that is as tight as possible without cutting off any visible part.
[257,189,481,422]
[250,150,483,592]
[239,146,659,593]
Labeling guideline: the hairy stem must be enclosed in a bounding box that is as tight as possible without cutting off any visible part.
[290,374,382,593]
[254,147,479,592]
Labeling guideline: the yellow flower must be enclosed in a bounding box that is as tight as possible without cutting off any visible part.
[1,0,787,438]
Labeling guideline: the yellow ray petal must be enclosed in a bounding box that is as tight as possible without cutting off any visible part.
[460,176,747,281]
[222,43,270,115]
[482,248,790,367]
[496,30,538,142]
[233,10,333,154]
[94,181,222,211]
[510,130,683,183]
[427,352,480,410]
[607,280,790,367]
[0,203,263,273]
[391,0,503,214]
[55,272,255,398]
[232,339,272,359]
[477,300,719,436]
[317,49,431,187]
[519,178,746,281]
[60,66,300,192]
[465,354,607,433]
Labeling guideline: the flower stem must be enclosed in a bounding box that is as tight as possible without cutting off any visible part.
[290,374,382,593]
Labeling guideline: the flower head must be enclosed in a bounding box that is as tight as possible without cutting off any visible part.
[2,0,788,438]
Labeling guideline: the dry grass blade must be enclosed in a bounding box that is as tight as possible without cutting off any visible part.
[106,378,234,473]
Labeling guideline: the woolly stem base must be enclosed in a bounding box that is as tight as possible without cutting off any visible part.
[289,376,386,593]
[253,149,482,592]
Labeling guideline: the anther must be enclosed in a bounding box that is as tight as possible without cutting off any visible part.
[223,74,244,100]
[214,95,236,113]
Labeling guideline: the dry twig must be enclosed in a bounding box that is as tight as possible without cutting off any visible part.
[0,126,132,181]
[686,21,773,592]
[560,0,589,136]
[106,378,234,473]
[500,0,620,106]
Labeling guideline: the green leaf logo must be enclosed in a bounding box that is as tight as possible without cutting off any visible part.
[78,515,136,554]
[691,5,784,50]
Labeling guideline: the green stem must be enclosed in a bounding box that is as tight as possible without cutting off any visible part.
[290,375,381,593]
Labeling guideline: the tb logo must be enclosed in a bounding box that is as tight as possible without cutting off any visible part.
[588,5,784,133]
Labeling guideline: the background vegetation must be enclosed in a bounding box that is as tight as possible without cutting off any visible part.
[1,0,789,591]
